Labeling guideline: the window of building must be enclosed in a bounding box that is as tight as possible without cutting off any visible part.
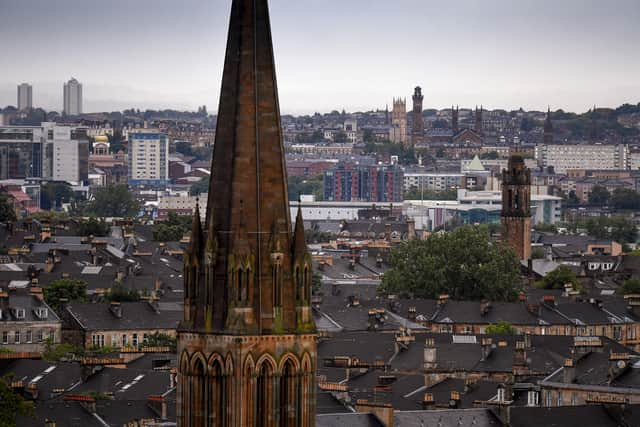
[92,334,105,348]
[122,334,128,347]
[26,330,32,343]
[49,331,55,342]
[132,334,138,347]
[14,331,20,344]
[1,331,7,345]
[36,330,43,342]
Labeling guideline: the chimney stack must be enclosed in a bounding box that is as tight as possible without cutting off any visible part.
[424,338,437,369]
[110,301,122,319]
[563,358,576,383]
[480,338,493,361]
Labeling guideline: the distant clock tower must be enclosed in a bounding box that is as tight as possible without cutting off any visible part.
[501,155,532,261]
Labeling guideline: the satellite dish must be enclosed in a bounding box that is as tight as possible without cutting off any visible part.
[617,360,626,370]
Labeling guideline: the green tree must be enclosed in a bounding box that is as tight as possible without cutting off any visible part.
[363,129,375,143]
[190,177,210,196]
[611,188,640,210]
[485,321,516,335]
[404,187,457,200]
[588,185,610,205]
[77,217,110,237]
[143,332,177,352]
[44,278,87,314]
[41,182,75,210]
[584,216,637,243]
[42,339,83,361]
[618,278,640,295]
[312,271,322,293]
[0,375,35,426]
[608,216,638,243]
[333,130,348,143]
[288,175,324,201]
[106,284,140,302]
[564,190,580,205]
[380,225,520,301]
[0,194,16,223]
[87,185,139,217]
[537,266,578,290]
[531,247,546,259]
[153,212,192,241]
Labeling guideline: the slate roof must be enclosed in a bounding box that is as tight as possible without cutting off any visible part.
[507,405,640,427]
[394,408,500,427]
[73,367,174,400]
[66,301,182,331]
[316,413,386,427]
[0,289,61,322]
[0,360,82,400]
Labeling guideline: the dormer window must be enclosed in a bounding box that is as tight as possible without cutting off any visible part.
[34,307,48,320]
[14,308,26,319]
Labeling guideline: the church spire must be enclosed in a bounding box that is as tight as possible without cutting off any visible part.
[193,0,299,334]
[292,201,306,260]
[178,2,317,426]
[189,198,203,265]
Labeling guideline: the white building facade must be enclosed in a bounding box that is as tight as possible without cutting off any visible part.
[128,131,169,186]
[535,144,629,173]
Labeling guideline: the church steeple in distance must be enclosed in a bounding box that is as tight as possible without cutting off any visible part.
[178,1,317,426]
[544,106,554,144]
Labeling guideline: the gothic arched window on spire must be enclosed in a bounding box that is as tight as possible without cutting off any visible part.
[239,264,251,304]
[210,358,226,427]
[303,264,311,303]
[295,265,301,301]
[257,362,274,427]
[237,265,244,303]
[279,360,298,427]
[271,253,283,308]
[192,358,207,426]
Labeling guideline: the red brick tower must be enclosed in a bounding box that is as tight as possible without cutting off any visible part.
[501,155,532,261]
[411,86,424,145]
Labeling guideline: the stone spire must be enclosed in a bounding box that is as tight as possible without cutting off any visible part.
[178,3,316,426]
[292,202,306,261]
[185,0,299,334]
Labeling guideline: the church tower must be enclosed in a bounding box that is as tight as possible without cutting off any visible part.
[389,97,407,145]
[177,1,316,426]
[452,105,459,135]
[501,155,532,261]
[411,86,424,145]
[543,107,553,144]
[474,105,483,134]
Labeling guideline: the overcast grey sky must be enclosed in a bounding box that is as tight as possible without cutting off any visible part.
[1,0,638,114]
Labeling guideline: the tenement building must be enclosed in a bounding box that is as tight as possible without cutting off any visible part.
[177,0,317,426]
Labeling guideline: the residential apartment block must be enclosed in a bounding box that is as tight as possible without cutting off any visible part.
[128,131,169,186]
[535,144,629,173]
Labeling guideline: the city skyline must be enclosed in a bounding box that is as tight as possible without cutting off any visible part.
[1,0,639,114]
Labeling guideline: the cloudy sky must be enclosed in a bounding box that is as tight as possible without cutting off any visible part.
[1,0,638,114]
